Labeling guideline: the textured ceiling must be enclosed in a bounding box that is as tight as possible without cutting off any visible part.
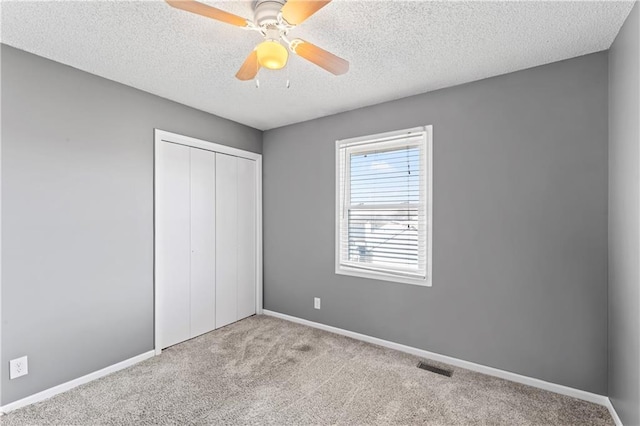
[1,1,635,130]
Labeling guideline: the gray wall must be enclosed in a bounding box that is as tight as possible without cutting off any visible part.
[0,44,262,405]
[608,2,640,425]
[263,52,609,394]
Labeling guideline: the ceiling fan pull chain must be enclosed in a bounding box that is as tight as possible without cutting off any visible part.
[286,62,291,88]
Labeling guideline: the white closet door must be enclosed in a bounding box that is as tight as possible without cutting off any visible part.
[215,153,238,328]
[237,157,256,319]
[157,142,191,349]
[189,148,216,337]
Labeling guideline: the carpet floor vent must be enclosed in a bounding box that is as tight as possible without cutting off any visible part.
[417,361,453,377]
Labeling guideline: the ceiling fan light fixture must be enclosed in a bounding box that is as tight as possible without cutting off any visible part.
[256,40,288,70]
[164,0,349,80]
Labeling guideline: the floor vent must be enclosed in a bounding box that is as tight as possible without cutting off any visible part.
[417,361,453,377]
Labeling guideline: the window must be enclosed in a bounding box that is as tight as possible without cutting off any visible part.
[335,126,432,286]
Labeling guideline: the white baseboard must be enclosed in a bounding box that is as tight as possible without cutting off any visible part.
[0,350,155,414]
[262,310,610,408]
[0,320,621,424]
[604,398,624,426]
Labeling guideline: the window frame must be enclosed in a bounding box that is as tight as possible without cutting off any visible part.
[335,125,433,287]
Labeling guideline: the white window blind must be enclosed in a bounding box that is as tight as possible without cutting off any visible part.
[336,126,432,286]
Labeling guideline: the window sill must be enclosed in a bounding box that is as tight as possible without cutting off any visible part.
[335,265,432,287]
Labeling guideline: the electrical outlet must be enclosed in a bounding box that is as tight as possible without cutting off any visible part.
[314,297,321,310]
[10,356,28,380]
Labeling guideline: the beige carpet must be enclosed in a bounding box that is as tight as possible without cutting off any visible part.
[2,315,613,425]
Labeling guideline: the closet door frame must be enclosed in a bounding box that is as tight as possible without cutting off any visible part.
[153,129,263,355]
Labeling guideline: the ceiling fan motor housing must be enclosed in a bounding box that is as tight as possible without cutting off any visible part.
[253,0,286,27]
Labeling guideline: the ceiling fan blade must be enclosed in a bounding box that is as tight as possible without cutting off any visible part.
[166,0,249,27]
[236,50,260,81]
[280,0,331,25]
[290,39,349,75]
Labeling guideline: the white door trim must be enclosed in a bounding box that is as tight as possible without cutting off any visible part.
[154,129,263,355]
[155,130,262,161]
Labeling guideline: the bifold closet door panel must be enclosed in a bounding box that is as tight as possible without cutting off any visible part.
[156,142,191,349]
[237,157,256,320]
[215,153,238,328]
[190,148,216,337]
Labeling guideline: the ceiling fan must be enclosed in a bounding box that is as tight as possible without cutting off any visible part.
[166,0,349,81]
